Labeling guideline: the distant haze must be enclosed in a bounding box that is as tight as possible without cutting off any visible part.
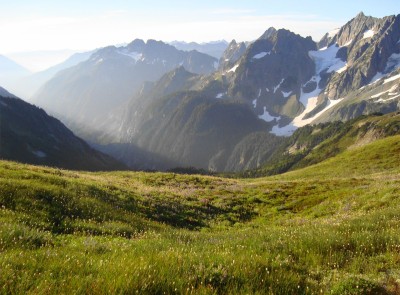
[1,0,399,71]
[6,50,79,72]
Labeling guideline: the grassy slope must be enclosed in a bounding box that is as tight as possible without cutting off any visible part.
[1,136,400,294]
[248,112,400,177]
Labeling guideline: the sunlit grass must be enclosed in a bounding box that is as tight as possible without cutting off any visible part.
[0,135,400,294]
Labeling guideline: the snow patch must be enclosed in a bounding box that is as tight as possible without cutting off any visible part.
[308,44,347,74]
[259,107,280,122]
[253,51,271,59]
[215,92,227,99]
[216,92,226,99]
[371,90,389,99]
[270,43,354,136]
[258,88,262,97]
[228,64,239,72]
[118,50,142,62]
[377,93,400,103]
[362,29,375,39]
[265,87,270,92]
[343,39,353,46]
[335,63,348,74]
[32,150,46,158]
[281,91,292,98]
[371,85,398,99]
[273,79,284,93]
[95,58,103,65]
[252,99,257,108]
[270,98,343,136]
[383,73,400,84]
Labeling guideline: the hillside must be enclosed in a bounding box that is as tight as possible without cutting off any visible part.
[0,90,125,171]
[246,111,400,176]
[1,131,399,294]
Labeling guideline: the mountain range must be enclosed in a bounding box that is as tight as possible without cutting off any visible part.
[32,39,219,130]
[169,40,229,59]
[4,12,400,172]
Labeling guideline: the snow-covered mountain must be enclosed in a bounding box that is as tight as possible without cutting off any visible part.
[219,13,400,136]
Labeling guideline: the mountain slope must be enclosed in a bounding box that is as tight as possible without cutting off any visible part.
[246,111,400,177]
[32,39,218,130]
[218,39,247,71]
[92,65,284,172]
[0,88,125,171]
[15,50,95,100]
[123,90,271,171]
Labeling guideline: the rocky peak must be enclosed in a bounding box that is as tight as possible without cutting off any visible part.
[230,28,317,121]
[126,39,146,52]
[260,27,277,39]
[219,39,247,70]
[329,12,379,47]
[323,13,400,99]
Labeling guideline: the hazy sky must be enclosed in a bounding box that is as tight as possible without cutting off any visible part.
[1,0,399,70]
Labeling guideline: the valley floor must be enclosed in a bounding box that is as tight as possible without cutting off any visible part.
[1,135,400,294]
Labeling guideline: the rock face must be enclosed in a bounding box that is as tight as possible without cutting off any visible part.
[32,39,218,131]
[229,28,317,121]
[0,87,125,171]
[323,12,400,99]
[218,40,247,71]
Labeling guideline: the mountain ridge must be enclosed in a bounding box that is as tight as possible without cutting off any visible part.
[0,88,126,171]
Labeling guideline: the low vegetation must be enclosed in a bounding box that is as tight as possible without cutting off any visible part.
[245,112,400,177]
[1,134,400,294]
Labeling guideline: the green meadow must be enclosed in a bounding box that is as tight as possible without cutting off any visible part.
[1,135,400,294]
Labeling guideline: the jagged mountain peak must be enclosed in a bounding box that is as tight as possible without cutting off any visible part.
[229,39,238,45]
[219,39,247,71]
[328,12,392,47]
[259,27,277,39]
[355,11,366,19]
[126,38,146,51]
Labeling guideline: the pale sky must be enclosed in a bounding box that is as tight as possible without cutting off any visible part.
[1,0,399,71]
